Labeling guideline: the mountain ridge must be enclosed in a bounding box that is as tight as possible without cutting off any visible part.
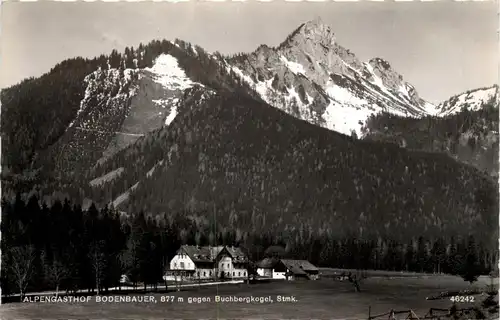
[362,86,499,177]
[227,19,441,136]
[82,90,498,248]
[0,20,497,244]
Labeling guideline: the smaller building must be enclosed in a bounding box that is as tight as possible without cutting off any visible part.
[280,259,319,280]
[256,258,285,279]
[256,258,319,280]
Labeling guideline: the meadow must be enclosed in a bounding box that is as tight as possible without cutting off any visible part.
[1,275,497,319]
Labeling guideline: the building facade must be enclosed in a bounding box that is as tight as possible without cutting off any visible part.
[256,258,319,280]
[165,245,248,281]
[217,246,249,279]
[256,257,287,279]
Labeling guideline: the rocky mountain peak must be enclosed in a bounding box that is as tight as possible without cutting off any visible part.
[300,17,335,42]
[225,19,438,136]
[369,57,393,71]
[281,17,336,49]
[273,19,364,87]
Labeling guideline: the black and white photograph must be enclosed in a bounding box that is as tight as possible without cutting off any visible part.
[0,1,498,319]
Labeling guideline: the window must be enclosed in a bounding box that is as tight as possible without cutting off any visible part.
[238,272,241,277]
[204,271,206,277]
[244,271,246,277]
[233,272,235,276]
[180,262,185,269]
[174,262,177,268]
[197,271,199,277]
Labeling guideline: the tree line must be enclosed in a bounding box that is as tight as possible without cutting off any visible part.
[1,194,495,302]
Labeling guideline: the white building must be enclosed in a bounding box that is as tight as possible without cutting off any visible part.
[256,257,286,279]
[256,258,319,280]
[165,245,248,281]
[217,246,248,279]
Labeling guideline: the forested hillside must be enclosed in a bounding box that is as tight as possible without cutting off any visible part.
[87,92,498,248]
[362,101,498,177]
[1,195,494,300]
[1,39,258,197]
[1,22,498,295]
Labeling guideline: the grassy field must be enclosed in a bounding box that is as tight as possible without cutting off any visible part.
[1,275,497,319]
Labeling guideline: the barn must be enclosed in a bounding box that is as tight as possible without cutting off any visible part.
[256,258,319,280]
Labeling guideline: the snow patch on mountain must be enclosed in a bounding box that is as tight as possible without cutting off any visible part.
[112,182,139,208]
[146,160,165,177]
[323,100,372,137]
[280,56,306,75]
[231,66,272,99]
[363,63,408,107]
[422,101,441,116]
[165,104,178,125]
[89,167,125,187]
[68,68,138,129]
[144,54,196,91]
[325,81,367,106]
[438,86,498,116]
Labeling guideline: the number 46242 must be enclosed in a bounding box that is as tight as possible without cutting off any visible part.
[450,296,475,303]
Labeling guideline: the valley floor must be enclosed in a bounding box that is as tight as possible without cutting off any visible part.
[0,275,497,319]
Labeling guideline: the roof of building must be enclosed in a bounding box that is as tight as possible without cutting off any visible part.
[223,246,249,263]
[280,259,319,275]
[178,245,224,263]
[256,257,281,269]
[177,245,250,264]
[256,258,318,274]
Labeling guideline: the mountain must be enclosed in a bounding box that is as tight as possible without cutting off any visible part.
[1,39,256,193]
[1,18,446,184]
[227,18,438,137]
[1,19,498,248]
[437,85,498,116]
[84,90,498,246]
[363,86,499,177]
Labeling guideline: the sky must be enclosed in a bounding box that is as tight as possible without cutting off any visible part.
[0,1,498,104]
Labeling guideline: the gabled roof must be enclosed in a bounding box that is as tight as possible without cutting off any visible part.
[280,259,318,274]
[177,245,224,263]
[177,245,251,264]
[221,246,248,263]
[256,257,280,269]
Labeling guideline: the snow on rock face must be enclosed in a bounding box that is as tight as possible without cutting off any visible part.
[438,86,498,116]
[227,18,437,137]
[280,56,306,75]
[65,52,206,171]
[68,68,139,130]
[144,54,196,91]
[164,103,178,125]
[75,54,197,135]
[323,85,373,136]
